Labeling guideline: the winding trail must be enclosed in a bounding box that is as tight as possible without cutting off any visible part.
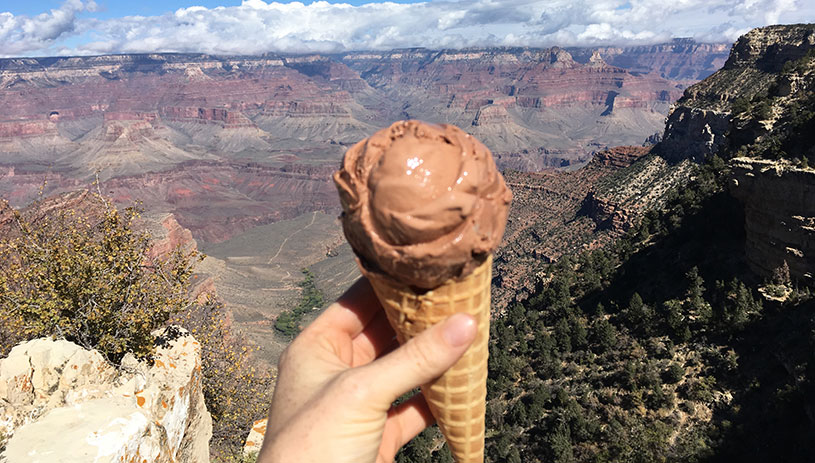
[267,211,319,265]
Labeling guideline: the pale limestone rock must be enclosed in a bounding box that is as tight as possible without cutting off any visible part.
[0,327,212,462]
[242,418,268,457]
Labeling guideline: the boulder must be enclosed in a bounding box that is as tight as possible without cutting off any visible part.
[0,327,211,462]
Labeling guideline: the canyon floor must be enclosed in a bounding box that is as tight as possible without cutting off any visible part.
[198,211,358,363]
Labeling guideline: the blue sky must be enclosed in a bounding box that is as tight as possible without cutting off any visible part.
[1,0,814,58]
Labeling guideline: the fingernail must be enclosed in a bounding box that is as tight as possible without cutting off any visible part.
[442,314,477,347]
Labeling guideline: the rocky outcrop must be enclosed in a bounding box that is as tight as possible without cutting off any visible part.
[266,100,353,118]
[581,147,695,233]
[727,25,815,72]
[0,120,57,139]
[660,106,730,162]
[654,25,815,283]
[161,107,257,128]
[658,24,815,163]
[492,146,665,307]
[0,328,211,462]
[472,104,510,126]
[592,146,652,168]
[580,190,635,232]
[729,158,815,282]
[242,418,267,457]
[144,212,199,258]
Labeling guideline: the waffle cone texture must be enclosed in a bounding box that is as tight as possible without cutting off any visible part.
[363,256,492,463]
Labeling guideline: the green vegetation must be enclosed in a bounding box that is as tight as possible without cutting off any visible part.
[0,196,198,362]
[0,193,275,461]
[781,47,815,75]
[275,268,325,337]
[398,157,815,462]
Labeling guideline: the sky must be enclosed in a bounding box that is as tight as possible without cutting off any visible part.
[1,0,814,58]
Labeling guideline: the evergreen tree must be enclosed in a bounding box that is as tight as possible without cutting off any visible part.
[555,317,572,353]
[663,299,691,342]
[591,318,617,353]
[572,316,589,350]
[549,423,575,463]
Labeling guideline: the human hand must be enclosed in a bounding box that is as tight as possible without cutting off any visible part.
[257,277,477,463]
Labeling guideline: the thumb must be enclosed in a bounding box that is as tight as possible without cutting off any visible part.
[352,313,478,409]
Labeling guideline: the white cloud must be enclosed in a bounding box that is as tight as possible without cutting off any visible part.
[1,0,814,57]
[0,0,96,56]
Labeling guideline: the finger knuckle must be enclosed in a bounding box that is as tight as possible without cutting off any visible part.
[335,370,370,403]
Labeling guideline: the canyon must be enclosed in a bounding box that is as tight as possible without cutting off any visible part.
[3,23,815,463]
[0,42,729,362]
[0,42,728,244]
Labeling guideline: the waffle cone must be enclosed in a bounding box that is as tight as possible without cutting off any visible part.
[363,256,492,463]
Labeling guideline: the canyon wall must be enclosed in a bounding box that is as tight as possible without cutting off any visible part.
[659,24,815,281]
[659,24,815,162]
[570,39,731,84]
[730,158,815,282]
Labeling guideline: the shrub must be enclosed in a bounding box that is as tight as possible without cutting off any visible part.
[0,191,275,461]
[172,299,275,461]
[663,362,685,384]
[0,193,198,362]
[731,97,750,115]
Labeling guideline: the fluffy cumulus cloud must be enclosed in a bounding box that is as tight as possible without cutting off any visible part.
[1,0,814,57]
[0,0,98,56]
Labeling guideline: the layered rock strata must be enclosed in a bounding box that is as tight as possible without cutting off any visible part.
[570,39,730,84]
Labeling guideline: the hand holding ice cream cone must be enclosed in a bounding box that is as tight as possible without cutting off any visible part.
[258,279,478,463]
[260,120,510,463]
[334,120,512,462]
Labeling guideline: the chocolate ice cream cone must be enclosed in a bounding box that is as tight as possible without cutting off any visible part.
[364,256,492,463]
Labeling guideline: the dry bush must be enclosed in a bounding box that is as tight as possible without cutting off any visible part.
[0,191,274,461]
[0,193,198,362]
[172,299,275,461]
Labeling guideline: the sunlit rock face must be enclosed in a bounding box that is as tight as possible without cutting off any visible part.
[0,327,212,463]
[659,24,815,163]
[730,158,815,283]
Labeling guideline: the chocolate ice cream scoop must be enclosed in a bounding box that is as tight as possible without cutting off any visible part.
[334,120,512,289]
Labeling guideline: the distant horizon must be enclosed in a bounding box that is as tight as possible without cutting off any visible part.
[1,0,813,59]
[0,36,736,61]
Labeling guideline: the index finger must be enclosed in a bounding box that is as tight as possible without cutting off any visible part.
[305,276,383,338]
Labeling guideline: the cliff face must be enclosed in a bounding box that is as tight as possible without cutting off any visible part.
[570,39,731,84]
[658,24,815,281]
[0,328,211,462]
[0,46,699,179]
[730,158,815,282]
[0,44,723,247]
[660,24,815,162]
[491,146,695,308]
[341,47,683,169]
[661,106,731,162]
